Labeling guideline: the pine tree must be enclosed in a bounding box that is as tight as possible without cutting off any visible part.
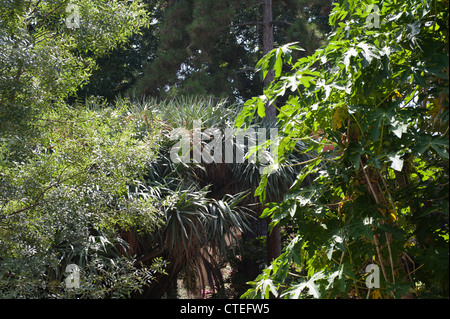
[132,0,331,102]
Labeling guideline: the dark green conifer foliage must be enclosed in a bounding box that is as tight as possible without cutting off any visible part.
[133,0,331,102]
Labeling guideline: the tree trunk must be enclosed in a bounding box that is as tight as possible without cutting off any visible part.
[267,224,281,262]
[262,0,277,122]
[262,0,281,264]
[166,274,178,299]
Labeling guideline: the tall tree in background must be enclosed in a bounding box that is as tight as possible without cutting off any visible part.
[262,0,276,121]
[132,0,331,102]
[133,0,243,99]
[262,0,281,263]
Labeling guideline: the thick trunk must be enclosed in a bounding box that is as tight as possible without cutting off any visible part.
[267,224,281,262]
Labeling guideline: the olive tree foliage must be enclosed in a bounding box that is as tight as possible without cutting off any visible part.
[238,0,448,299]
[0,0,149,137]
[0,101,167,298]
[0,0,169,298]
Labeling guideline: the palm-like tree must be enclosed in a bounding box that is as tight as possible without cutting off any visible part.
[124,96,310,298]
[119,97,252,298]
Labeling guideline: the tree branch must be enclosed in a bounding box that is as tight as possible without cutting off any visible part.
[231,20,293,27]
[2,167,92,219]
[237,67,256,73]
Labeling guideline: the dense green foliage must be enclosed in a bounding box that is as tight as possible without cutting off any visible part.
[73,0,164,101]
[0,0,149,136]
[0,101,166,298]
[0,0,448,300]
[0,0,163,298]
[238,0,449,298]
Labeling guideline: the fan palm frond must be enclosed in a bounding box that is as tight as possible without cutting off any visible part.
[123,96,314,297]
